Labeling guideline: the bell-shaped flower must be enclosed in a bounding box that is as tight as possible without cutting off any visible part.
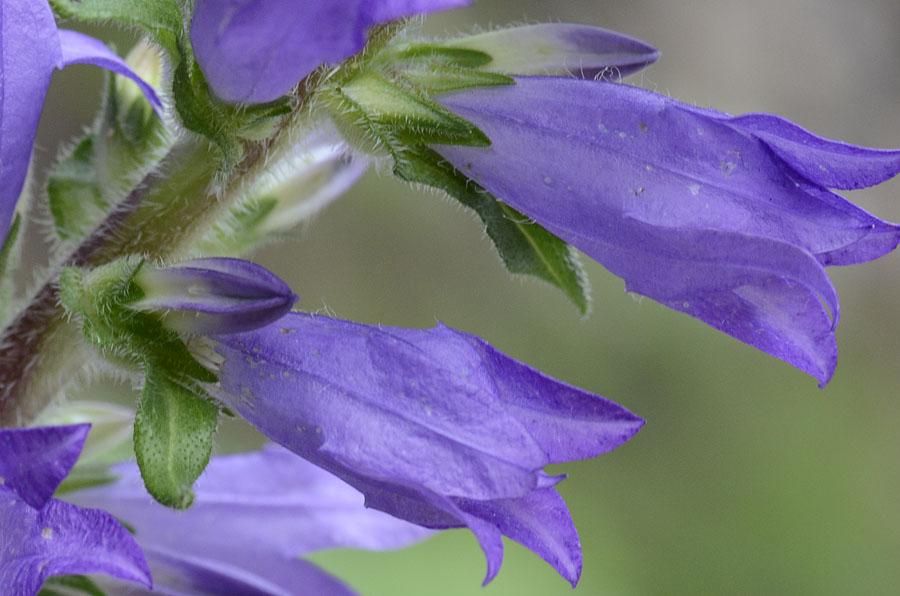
[130,258,298,335]
[65,445,433,596]
[0,0,162,248]
[432,76,900,385]
[0,424,151,595]
[206,313,644,585]
[190,0,472,103]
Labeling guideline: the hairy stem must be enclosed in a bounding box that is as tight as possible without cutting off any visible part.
[0,94,316,426]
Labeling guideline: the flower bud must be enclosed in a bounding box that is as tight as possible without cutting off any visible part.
[131,258,298,335]
[439,23,660,80]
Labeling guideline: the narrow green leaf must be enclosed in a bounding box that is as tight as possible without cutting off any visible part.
[334,71,491,147]
[396,64,514,94]
[134,369,217,509]
[386,44,494,68]
[171,55,244,171]
[395,147,590,313]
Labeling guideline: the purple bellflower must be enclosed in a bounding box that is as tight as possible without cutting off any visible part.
[191,0,472,103]
[208,313,645,585]
[65,445,433,596]
[0,424,151,595]
[0,0,162,248]
[131,258,299,335]
[433,77,900,385]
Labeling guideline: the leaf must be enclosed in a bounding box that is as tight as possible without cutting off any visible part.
[333,71,491,147]
[396,64,514,94]
[386,44,494,68]
[395,147,590,313]
[60,261,221,509]
[134,368,218,509]
[171,51,244,171]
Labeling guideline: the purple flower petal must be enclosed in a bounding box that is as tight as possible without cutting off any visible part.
[443,24,660,79]
[0,425,151,593]
[1,2,161,247]
[94,546,359,596]
[132,258,298,334]
[58,29,163,113]
[432,76,900,383]
[364,0,469,22]
[0,425,89,509]
[190,0,470,103]
[0,0,62,246]
[0,488,151,596]
[456,487,582,586]
[724,112,900,190]
[209,313,644,583]
[65,446,432,563]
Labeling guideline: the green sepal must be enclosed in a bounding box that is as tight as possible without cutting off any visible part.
[96,67,170,189]
[48,58,172,244]
[50,0,285,175]
[60,259,220,508]
[48,137,103,241]
[134,368,218,509]
[171,54,244,172]
[60,261,216,382]
[169,50,292,176]
[329,71,491,148]
[196,197,280,256]
[39,575,107,596]
[384,44,494,68]
[394,64,514,94]
[395,146,591,314]
[49,0,183,55]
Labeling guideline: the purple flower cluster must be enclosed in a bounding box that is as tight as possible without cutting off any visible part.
[2,0,899,594]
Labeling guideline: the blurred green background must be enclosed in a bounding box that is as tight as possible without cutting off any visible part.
[35,0,900,594]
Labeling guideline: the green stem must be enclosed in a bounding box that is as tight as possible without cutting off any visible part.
[0,98,316,426]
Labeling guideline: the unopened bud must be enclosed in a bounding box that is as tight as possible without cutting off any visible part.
[131,258,298,335]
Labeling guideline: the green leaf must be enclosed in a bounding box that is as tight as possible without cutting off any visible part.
[395,147,590,313]
[48,55,172,245]
[385,44,494,68]
[331,71,491,147]
[49,0,183,54]
[60,260,221,508]
[395,64,514,94]
[171,54,244,172]
[48,136,104,241]
[134,368,218,509]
